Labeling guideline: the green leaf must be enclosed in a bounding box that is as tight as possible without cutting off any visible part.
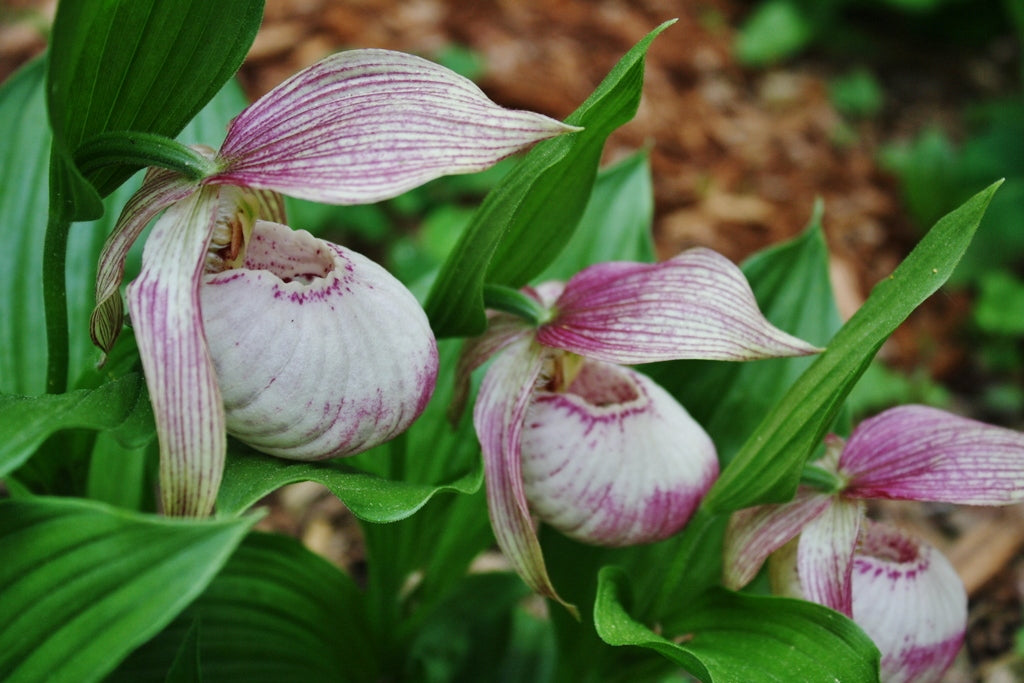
[594,567,880,683]
[0,58,64,396]
[46,0,264,208]
[216,445,481,522]
[86,432,155,511]
[405,573,532,682]
[0,58,249,398]
[734,0,818,67]
[112,532,377,683]
[0,373,149,478]
[704,180,1002,512]
[646,205,841,463]
[975,270,1024,335]
[537,150,656,281]
[0,497,256,683]
[164,620,202,683]
[424,21,674,337]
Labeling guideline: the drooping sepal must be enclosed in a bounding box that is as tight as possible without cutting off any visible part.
[521,359,717,546]
[795,497,863,616]
[450,311,533,425]
[92,165,202,355]
[200,220,438,460]
[840,405,1024,505]
[126,186,225,517]
[536,248,821,364]
[211,49,580,205]
[474,337,576,615]
[722,489,832,590]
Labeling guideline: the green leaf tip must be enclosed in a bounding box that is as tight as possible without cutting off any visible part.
[704,179,1003,513]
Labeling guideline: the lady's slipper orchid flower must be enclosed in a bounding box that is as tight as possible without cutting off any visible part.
[769,521,967,683]
[91,49,578,517]
[724,405,1024,681]
[456,250,820,609]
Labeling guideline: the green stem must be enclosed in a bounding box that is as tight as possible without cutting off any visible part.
[43,206,70,394]
[73,131,218,181]
[799,464,844,494]
[482,283,548,325]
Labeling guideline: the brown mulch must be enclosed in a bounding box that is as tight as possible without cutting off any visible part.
[3,1,1022,679]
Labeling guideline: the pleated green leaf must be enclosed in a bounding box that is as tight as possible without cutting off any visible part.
[0,373,149,478]
[594,567,879,682]
[536,150,655,282]
[217,445,481,522]
[424,21,674,337]
[46,0,263,213]
[0,497,256,683]
[0,58,250,397]
[112,532,377,682]
[705,180,1002,511]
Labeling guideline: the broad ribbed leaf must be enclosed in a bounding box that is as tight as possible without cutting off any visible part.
[112,532,376,682]
[425,21,674,337]
[536,151,655,281]
[0,373,148,478]
[47,0,263,208]
[705,181,1002,511]
[0,59,52,395]
[0,497,255,683]
[217,446,481,522]
[0,59,250,398]
[594,567,879,682]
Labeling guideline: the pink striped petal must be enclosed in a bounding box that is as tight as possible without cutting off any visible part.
[536,248,821,363]
[851,521,966,683]
[722,489,832,590]
[126,187,225,517]
[201,221,437,459]
[841,405,1024,504]
[796,498,864,616]
[450,312,533,425]
[474,337,575,614]
[91,166,200,355]
[210,49,579,205]
[521,359,717,546]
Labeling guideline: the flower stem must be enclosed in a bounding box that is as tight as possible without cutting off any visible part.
[482,283,548,325]
[43,208,70,394]
[74,131,217,181]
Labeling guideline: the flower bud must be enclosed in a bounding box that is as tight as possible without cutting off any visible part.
[200,220,437,460]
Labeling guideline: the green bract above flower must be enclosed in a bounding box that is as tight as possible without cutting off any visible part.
[724,405,1024,682]
[458,249,821,612]
[90,49,578,517]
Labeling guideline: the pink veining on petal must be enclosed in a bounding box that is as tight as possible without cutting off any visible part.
[536,248,821,364]
[201,221,437,460]
[796,497,864,616]
[521,359,717,546]
[722,489,832,590]
[474,336,575,614]
[210,49,578,205]
[126,187,226,517]
[450,311,533,426]
[851,520,967,683]
[92,166,200,355]
[840,405,1024,505]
